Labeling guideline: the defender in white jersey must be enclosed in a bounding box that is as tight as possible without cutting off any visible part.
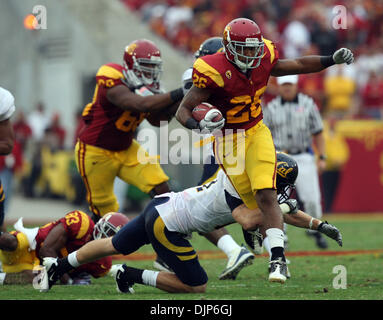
[39,153,343,293]
[0,87,16,231]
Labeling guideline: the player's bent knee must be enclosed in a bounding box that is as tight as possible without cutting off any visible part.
[255,189,277,207]
[187,283,207,293]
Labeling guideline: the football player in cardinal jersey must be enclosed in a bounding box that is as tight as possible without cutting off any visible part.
[39,153,342,293]
[0,87,16,232]
[152,37,255,281]
[0,211,129,285]
[176,17,353,282]
[76,39,184,222]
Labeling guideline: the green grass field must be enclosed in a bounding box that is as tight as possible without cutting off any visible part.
[2,214,383,302]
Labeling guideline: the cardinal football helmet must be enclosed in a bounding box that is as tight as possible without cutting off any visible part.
[122,39,163,92]
[276,152,298,203]
[194,36,224,59]
[223,18,264,71]
[93,212,130,240]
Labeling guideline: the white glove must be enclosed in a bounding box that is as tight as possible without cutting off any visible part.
[199,109,225,133]
[332,48,354,65]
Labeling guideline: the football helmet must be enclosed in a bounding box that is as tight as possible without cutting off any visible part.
[223,18,264,71]
[276,152,298,203]
[93,212,130,240]
[194,36,224,59]
[122,39,163,92]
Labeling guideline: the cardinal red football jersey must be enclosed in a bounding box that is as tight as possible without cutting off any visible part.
[79,63,147,151]
[35,210,94,258]
[192,39,279,131]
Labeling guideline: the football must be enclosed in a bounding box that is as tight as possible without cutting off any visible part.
[192,102,223,122]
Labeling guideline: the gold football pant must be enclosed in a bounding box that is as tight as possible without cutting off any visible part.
[214,120,277,210]
[75,140,169,218]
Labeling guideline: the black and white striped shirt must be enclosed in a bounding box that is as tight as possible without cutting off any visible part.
[263,93,323,153]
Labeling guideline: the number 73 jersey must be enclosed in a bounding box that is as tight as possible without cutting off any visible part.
[79,63,147,151]
[192,39,279,131]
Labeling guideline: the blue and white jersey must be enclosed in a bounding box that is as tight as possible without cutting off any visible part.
[155,170,240,235]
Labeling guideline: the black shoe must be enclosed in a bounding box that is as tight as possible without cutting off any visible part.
[153,256,174,273]
[115,264,135,294]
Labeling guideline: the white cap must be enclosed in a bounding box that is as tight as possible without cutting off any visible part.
[0,87,15,121]
[276,75,298,85]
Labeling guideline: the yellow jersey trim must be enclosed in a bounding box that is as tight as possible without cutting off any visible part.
[76,211,91,239]
[263,39,276,64]
[96,65,123,79]
[194,58,224,88]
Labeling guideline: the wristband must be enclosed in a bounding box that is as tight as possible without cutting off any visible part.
[185,118,199,130]
[320,55,335,68]
[319,154,327,160]
[169,87,184,102]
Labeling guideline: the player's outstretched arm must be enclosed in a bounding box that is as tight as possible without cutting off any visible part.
[271,48,354,77]
[283,209,343,246]
[107,85,184,114]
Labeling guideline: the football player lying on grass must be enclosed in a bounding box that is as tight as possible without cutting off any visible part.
[0,212,129,285]
[37,153,342,293]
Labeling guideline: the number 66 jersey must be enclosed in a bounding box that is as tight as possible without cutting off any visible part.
[192,40,279,131]
[79,63,146,151]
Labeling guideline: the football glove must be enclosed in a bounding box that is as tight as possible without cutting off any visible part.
[333,48,354,65]
[282,199,299,214]
[199,109,225,133]
[317,221,343,247]
[242,228,264,255]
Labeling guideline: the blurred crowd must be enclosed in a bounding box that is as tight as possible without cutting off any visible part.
[123,0,383,120]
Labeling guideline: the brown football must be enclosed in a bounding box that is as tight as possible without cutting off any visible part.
[192,103,223,122]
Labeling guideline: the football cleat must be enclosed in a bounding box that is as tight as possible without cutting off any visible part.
[268,259,291,279]
[115,264,135,294]
[268,258,288,283]
[242,228,264,255]
[153,256,174,273]
[219,245,255,280]
[41,257,61,290]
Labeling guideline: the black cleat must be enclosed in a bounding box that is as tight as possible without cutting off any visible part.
[115,264,135,294]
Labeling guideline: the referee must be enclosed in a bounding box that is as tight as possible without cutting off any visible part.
[263,75,328,249]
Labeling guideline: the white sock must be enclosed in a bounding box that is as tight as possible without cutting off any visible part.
[68,251,81,268]
[263,237,272,260]
[217,234,241,258]
[265,228,284,249]
[142,270,159,287]
[0,272,6,285]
